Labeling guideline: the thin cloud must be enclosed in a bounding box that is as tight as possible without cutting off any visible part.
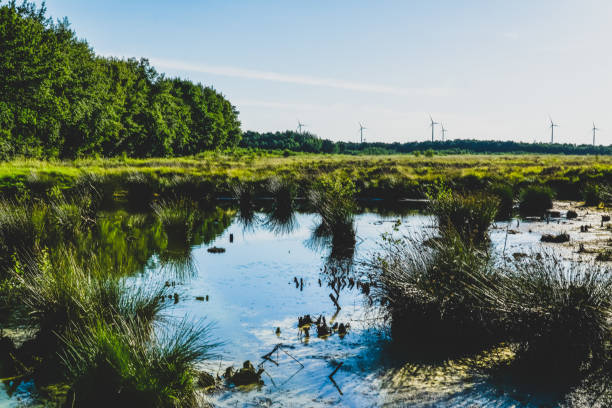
[149,58,449,97]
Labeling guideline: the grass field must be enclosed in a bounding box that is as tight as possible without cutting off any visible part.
[1,152,611,200]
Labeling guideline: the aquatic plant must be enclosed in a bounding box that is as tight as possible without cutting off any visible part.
[368,229,500,354]
[17,250,168,336]
[484,256,612,379]
[308,176,356,236]
[61,316,217,408]
[429,187,499,243]
[0,200,39,274]
[518,185,554,216]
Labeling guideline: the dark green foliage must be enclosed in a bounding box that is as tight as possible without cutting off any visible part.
[489,183,514,219]
[430,188,499,243]
[540,232,570,243]
[61,317,216,408]
[0,1,241,159]
[241,130,612,156]
[519,186,554,216]
[582,184,607,206]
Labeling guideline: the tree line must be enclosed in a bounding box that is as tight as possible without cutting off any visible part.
[241,130,612,156]
[0,1,241,159]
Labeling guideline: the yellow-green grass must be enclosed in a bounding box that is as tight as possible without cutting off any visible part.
[1,153,611,199]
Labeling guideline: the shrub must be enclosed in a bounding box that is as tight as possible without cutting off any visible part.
[61,317,216,408]
[429,188,499,243]
[309,176,356,235]
[518,186,554,216]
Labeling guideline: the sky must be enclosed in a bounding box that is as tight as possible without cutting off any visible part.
[40,0,612,145]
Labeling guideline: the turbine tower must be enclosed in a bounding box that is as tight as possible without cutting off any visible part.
[592,122,599,146]
[441,124,447,142]
[430,115,439,142]
[359,122,367,143]
[549,117,558,144]
[297,120,307,134]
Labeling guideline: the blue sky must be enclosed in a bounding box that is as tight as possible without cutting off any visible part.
[41,1,612,144]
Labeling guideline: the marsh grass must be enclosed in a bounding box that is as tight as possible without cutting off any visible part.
[61,316,217,408]
[368,229,501,356]
[17,250,169,336]
[519,185,554,216]
[429,187,499,243]
[0,200,39,274]
[480,256,612,380]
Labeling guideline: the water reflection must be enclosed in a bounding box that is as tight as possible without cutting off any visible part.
[3,206,607,407]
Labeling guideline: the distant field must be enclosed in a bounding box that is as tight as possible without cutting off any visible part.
[1,153,611,199]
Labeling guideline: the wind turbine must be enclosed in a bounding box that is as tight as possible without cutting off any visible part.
[297,120,307,134]
[359,122,367,143]
[592,122,600,146]
[549,117,558,144]
[430,115,439,142]
[441,124,447,142]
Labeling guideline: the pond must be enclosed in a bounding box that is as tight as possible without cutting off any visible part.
[0,204,599,407]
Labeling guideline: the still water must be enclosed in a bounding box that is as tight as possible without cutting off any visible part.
[0,207,586,407]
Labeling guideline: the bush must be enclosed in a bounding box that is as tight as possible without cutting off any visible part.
[61,317,216,408]
[308,176,356,241]
[429,188,499,243]
[518,186,553,216]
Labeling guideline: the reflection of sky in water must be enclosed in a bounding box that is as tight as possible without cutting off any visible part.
[137,213,565,407]
[0,212,590,407]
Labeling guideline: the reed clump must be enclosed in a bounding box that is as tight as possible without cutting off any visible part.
[61,317,216,408]
[16,250,168,336]
[369,229,500,354]
[519,185,554,216]
[485,256,612,380]
[429,186,499,243]
[309,176,356,239]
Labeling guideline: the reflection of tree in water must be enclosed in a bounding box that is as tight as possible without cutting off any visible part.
[157,206,236,278]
